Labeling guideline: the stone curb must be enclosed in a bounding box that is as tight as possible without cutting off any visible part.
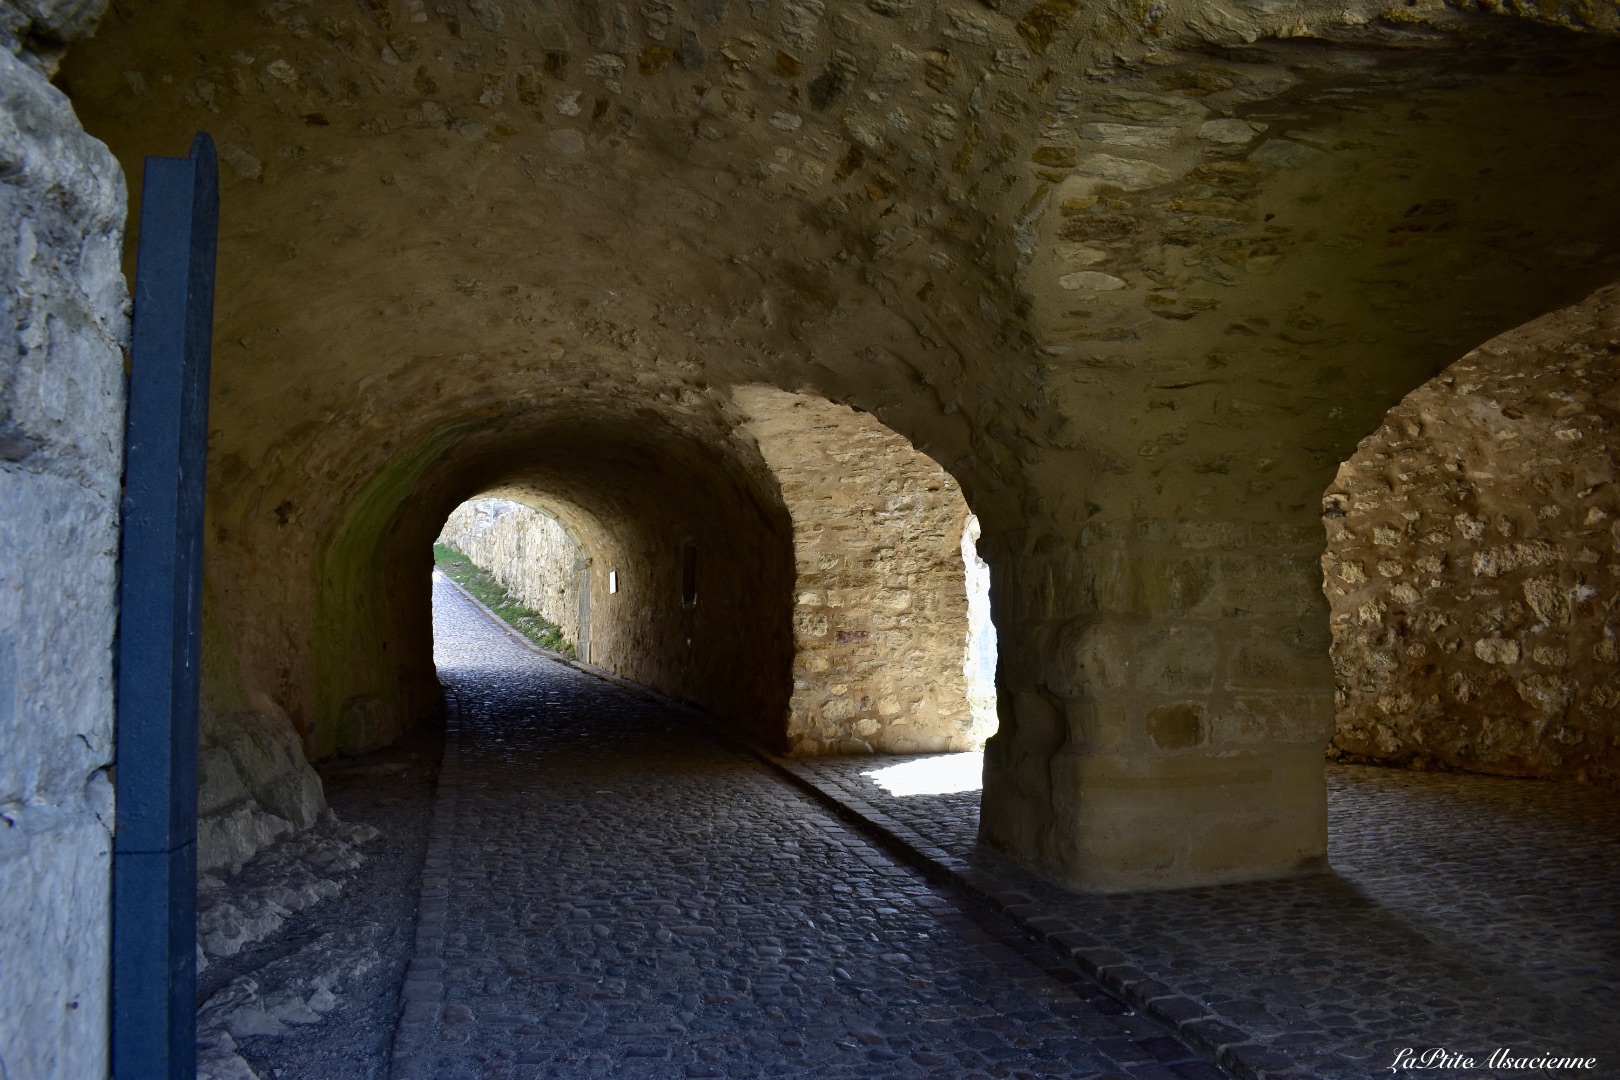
[430,580,1312,1080]
[387,679,463,1079]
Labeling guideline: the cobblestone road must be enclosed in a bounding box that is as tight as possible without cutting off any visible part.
[397,578,1220,1080]
[794,754,1620,1078]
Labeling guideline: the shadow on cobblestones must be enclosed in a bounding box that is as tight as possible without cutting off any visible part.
[792,752,1620,1079]
[394,579,1226,1080]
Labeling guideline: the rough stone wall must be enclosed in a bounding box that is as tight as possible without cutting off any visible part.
[438,496,585,651]
[0,0,124,1072]
[1324,283,1620,784]
[738,387,980,755]
[197,705,327,871]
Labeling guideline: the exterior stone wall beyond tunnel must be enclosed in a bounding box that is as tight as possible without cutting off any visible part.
[1325,283,1620,784]
[438,497,586,654]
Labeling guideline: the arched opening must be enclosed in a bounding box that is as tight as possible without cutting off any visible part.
[1323,281,1620,784]
[414,388,1000,766]
[735,386,997,757]
[310,411,801,757]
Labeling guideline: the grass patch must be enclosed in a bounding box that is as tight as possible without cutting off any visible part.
[434,543,575,658]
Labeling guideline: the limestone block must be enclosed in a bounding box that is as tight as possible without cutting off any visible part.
[1217,555,1324,618]
[1209,693,1334,748]
[980,724,1062,861]
[1056,693,1136,752]
[1139,553,1217,617]
[1091,544,1222,619]
[1047,617,1134,697]
[0,39,125,1080]
[1225,629,1333,691]
[1144,701,1205,749]
[1135,626,1218,694]
[1044,746,1328,891]
[1007,690,1065,757]
[1174,521,1252,550]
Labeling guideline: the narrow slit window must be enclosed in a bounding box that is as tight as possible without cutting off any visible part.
[680,542,697,607]
[608,570,619,594]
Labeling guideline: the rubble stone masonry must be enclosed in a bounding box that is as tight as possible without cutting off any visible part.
[1325,284,1620,784]
[738,387,980,755]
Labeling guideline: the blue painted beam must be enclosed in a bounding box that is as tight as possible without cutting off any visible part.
[112,133,218,1080]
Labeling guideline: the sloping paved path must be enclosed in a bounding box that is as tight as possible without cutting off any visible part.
[393,578,1223,1080]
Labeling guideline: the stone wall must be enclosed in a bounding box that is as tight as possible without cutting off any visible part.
[438,497,585,653]
[961,514,998,739]
[0,0,124,1072]
[1325,283,1620,784]
[739,387,984,755]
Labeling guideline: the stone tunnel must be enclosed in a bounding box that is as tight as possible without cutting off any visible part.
[2,0,1619,1072]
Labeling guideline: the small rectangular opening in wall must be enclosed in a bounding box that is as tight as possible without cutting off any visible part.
[609,570,619,594]
[681,542,697,607]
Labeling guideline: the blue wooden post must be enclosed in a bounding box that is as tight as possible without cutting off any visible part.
[112,133,218,1080]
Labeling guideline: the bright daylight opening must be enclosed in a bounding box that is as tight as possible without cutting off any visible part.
[434,497,589,661]
[863,751,987,797]
[862,513,999,797]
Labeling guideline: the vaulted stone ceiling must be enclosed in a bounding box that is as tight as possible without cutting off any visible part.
[62,0,1620,536]
[54,0,1620,887]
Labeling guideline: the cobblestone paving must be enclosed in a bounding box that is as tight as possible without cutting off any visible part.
[793,753,1620,1079]
[396,579,1224,1080]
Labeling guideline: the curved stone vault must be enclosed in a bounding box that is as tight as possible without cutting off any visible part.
[51,0,1620,895]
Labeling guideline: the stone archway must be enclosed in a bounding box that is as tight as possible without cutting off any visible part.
[1324,282,1620,785]
[57,0,1620,897]
[10,0,1620,1066]
[307,409,799,757]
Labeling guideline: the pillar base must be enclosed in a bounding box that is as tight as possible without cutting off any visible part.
[984,745,1328,893]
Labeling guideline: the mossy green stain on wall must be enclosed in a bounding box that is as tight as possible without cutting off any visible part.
[311,420,479,758]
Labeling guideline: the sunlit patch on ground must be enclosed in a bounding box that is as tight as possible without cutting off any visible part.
[863,752,984,797]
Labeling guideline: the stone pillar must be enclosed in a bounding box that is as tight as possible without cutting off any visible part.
[979,520,1334,892]
[0,7,126,1073]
